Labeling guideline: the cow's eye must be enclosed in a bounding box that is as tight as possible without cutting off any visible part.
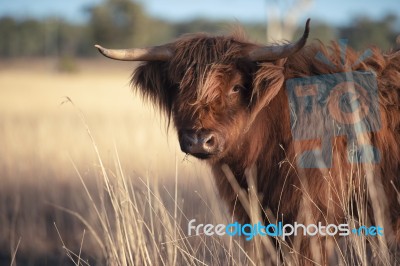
[231,85,244,94]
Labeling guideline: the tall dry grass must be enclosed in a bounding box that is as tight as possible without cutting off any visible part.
[0,59,398,265]
[0,59,246,265]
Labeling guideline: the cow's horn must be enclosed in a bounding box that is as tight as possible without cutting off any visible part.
[248,18,310,61]
[94,44,173,61]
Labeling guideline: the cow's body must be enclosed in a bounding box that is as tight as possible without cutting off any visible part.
[96,22,400,264]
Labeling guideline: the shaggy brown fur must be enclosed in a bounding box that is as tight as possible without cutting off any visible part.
[131,32,400,264]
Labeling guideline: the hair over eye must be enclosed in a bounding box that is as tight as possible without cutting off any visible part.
[231,84,244,94]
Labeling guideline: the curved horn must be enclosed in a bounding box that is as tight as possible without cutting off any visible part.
[94,44,173,61]
[248,18,311,61]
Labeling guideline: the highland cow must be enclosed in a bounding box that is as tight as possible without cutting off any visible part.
[96,19,400,264]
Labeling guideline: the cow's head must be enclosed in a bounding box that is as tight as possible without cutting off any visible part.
[96,20,310,161]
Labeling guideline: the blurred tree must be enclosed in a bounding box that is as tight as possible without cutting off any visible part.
[172,19,268,44]
[265,0,313,42]
[292,20,337,45]
[340,14,399,51]
[17,19,44,56]
[0,17,91,58]
[0,17,45,57]
[43,18,87,57]
[0,17,18,57]
[88,0,153,48]
[174,19,230,36]
[0,2,398,58]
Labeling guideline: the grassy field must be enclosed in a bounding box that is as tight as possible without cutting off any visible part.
[1,59,398,266]
[0,59,246,265]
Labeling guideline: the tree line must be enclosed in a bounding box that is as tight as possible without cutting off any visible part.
[0,0,398,58]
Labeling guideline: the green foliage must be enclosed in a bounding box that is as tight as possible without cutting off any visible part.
[0,17,44,57]
[341,14,399,51]
[0,1,398,58]
[0,17,17,57]
[308,21,338,44]
[171,19,267,43]
[0,17,90,58]
[88,0,146,47]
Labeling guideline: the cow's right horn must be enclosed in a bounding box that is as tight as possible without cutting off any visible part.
[248,18,311,61]
[95,44,173,61]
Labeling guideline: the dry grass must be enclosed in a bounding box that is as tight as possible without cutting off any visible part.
[0,59,246,265]
[1,59,398,265]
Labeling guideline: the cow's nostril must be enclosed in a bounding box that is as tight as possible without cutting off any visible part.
[202,133,218,153]
[205,135,215,146]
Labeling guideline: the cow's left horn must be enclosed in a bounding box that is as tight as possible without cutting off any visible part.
[248,18,310,61]
[94,44,173,61]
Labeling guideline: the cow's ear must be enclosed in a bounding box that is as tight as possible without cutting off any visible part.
[131,61,176,119]
[248,58,287,125]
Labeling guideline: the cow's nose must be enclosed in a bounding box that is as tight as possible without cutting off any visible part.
[180,130,219,158]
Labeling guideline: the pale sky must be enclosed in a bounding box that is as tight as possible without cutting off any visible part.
[0,0,399,26]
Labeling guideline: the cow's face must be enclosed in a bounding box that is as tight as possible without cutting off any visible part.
[172,61,255,160]
[95,20,310,161]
